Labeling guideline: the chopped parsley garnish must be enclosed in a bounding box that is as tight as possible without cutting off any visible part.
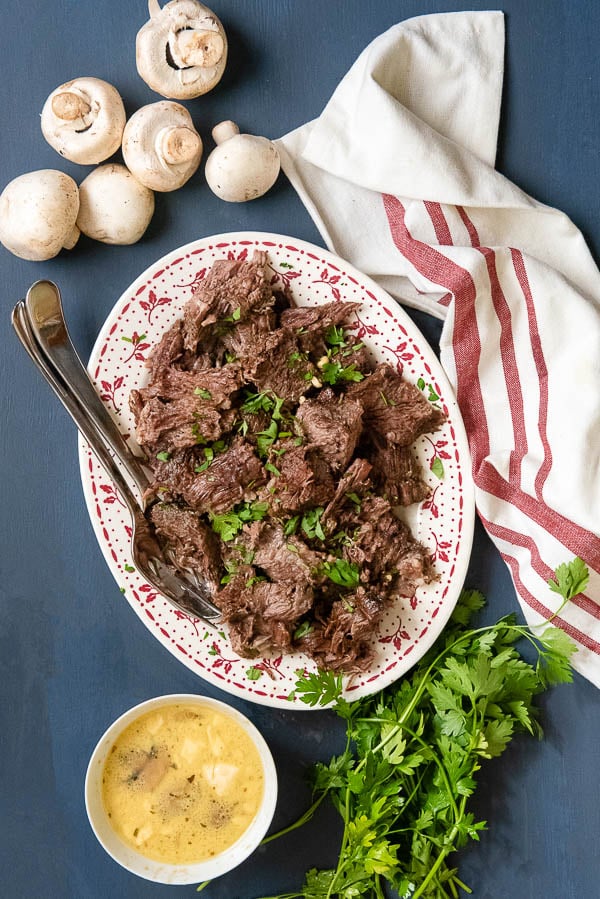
[320,360,364,386]
[194,440,227,473]
[193,386,212,399]
[209,500,269,542]
[256,419,279,457]
[155,451,171,462]
[320,558,359,588]
[301,507,326,541]
[293,620,313,640]
[283,508,326,541]
[324,324,347,347]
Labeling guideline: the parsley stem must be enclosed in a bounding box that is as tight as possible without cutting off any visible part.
[260,789,329,844]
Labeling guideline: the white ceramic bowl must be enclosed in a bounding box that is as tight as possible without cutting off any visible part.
[85,693,278,884]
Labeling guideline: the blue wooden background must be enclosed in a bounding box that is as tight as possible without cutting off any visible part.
[0,2,598,898]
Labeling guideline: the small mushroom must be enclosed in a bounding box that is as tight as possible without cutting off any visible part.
[136,0,227,100]
[0,170,80,261]
[77,164,155,245]
[204,121,281,202]
[41,77,126,165]
[122,101,203,191]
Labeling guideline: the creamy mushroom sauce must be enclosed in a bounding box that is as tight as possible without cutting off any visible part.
[101,703,265,865]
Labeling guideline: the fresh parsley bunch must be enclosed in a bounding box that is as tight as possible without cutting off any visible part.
[253,586,578,899]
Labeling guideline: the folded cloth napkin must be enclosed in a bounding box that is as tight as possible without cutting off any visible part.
[276,11,600,686]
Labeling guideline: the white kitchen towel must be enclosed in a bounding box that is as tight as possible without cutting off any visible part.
[276,11,600,685]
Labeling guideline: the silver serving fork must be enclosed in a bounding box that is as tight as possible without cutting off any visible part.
[12,282,221,623]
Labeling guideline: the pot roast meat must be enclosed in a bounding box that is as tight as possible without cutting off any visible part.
[343,495,434,594]
[128,252,447,672]
[218,576,314,658]
[348,363,446,446]
[243,326,317,402]
[296,389,364,471]
[133,395,224,452]
[182,251,273,352]
[241,520,325,585]
[145,319,185,381]
[369,442,431,506]
[180,438,266,514]
[135,363,244,408]
[149,503,222,593]
[266,444,335,514]
[280,300,361,333]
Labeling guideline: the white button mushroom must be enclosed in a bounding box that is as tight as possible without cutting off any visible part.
[204,121,281,202]
[122,101,203,192]
[41,77,126,165]
[77,164,155,245]
[136,0,227,100]
[0,170,80,261]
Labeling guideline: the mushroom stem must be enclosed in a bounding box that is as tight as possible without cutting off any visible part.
[171,29,225,67]
[211,120,239,145]
[156,125,202,165]
[51,90,92,122]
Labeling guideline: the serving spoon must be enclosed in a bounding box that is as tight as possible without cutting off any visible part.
[12,287,221,623]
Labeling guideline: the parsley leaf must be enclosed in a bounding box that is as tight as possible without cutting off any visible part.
[548,556,590,602]
[320,360,364,386]
[320,558,360,588]
[209,501,268,542]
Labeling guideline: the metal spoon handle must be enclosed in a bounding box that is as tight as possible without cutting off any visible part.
[12,301,141,521]
[24,280,150,499]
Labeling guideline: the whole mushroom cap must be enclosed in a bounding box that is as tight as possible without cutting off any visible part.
[77,164,155,245]
[122,101,203,191]
[136,0,227,100]
[41,77,126,165]
[0,170,80,261]
[205,121,281,202]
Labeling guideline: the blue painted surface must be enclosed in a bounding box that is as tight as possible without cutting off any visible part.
[0,2,598,897]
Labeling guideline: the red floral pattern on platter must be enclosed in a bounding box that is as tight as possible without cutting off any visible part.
[78,232,475,709]
[312,266,343,300]
[381,339,414,375]
[99,375,124,413]
[139,289,172,324]
[121,331,150,364]
[348,311,380,340]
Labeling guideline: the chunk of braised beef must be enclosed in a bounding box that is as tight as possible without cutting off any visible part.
[134,396,224,452]
[149,503,223,593]
[296,390,363,471]
[181,439,266,514]
[219,311,276,363]
[145,320,184,381]
[266,445,335,513]
[218,576,314,658]
[343,496,434,594]
[369,442,430,506]
[243,327,316,401]
[347,364,445,445]
[295,589,380,672]
[182,251,273,352]
[240,521,324,584]
[136,363,244,408]
[322,457,372,528]
[279,300,361,333]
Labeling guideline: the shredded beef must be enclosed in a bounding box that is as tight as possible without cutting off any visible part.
[296,389,363,471]
[348,364,445,445]
[130,251,446,672]
[149,503,222,593]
